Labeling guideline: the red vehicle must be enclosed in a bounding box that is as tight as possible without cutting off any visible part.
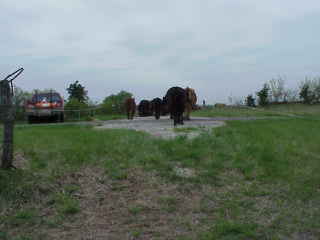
[25,91,64,123]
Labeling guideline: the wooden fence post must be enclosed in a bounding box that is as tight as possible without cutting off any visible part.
[0,80,15,169]
[0,68,24,169]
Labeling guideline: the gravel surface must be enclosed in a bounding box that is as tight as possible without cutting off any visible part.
[95,116,226,139]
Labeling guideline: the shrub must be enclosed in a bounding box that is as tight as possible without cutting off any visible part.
[65,98,89,110]
[64,98,90,119]
[102,90,133,114]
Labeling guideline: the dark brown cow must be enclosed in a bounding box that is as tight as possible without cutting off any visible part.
[150,97,162,120]
[165,87,187,126]
[138,100,152,117]
[125,98,136,120]
[161,97,169,116]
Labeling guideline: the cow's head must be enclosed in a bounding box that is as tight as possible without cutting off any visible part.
[186,87,197,106]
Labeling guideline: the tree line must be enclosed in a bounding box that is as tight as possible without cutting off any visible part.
[245,77,320,107]
[65,80,133,115]
[12,76,320,119]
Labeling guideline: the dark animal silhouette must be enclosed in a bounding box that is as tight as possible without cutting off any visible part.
[161,97,169,116]
[150,98,162,120]
[165,87,187,126]
[125,98,136,120]
[138,100,151,117]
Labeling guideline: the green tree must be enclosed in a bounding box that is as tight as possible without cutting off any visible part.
[12,86,32,121]
[66,81,88,103]
[12,86,32,107]
[245,94,256,107]
[102,90,133,114]
[314,84,320,103]
[299,83,312,104]
[256,83,270,106]
[65,98,88,110]
[64,98,90,120]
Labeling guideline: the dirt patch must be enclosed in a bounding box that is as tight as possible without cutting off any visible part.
[13,151,28,169]
[3,166,319,239]
[7,167,216,240]
[95,116,225,139]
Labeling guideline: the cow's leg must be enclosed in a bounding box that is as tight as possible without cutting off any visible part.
[184,111,189,120]
[180,113,184,125]
[184,104,191,120]
[186,109,190,120]
[176,113,181,125]
[174,114,178,126]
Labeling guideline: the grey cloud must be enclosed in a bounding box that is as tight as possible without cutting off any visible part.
[1,0,320,104]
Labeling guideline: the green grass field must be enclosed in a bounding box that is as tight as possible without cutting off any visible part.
[193,106,284,118]
[11,113,127,125]
[1,104,320,239]
[194,103,320,118]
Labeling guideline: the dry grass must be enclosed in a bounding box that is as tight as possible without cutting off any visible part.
[3,167,217,240]
[2,165,320,239]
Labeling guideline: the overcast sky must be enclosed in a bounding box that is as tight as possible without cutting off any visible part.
[1,0,320,104]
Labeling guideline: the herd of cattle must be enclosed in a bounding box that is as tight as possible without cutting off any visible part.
[125,86,197,126]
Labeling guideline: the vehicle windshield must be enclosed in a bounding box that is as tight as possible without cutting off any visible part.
[31,93,62,103]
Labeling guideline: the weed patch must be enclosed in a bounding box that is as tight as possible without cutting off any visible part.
[54,192,80,215]
[201,220,259,240]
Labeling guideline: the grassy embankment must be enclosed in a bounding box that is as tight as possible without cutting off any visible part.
[0,103,320,239]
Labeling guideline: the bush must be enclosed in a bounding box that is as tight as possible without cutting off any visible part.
[64,98,90,120]
[65,98,88,110]
[101,90,132,114]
